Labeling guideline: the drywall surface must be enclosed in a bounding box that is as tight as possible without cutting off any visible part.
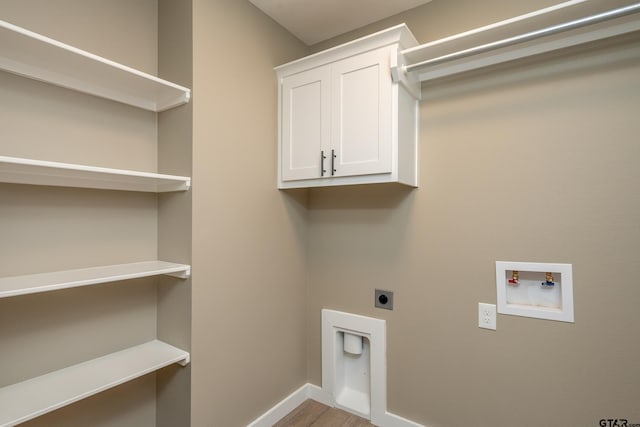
[157,0,193,426]
[0,1,160,426]
[306,1,640,426]
[191,0,309,426]
[0,0,158,171]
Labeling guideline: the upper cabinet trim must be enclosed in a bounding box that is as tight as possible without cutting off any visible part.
[275,24,419,78]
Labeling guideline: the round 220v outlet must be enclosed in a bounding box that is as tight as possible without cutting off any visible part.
[374,289,393,310]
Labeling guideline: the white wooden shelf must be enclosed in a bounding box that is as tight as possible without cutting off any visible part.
[0,19,190,112]
[0,340,190,427]
[398,0,640,83]
[0,261,190,299]
[0,156,191,192]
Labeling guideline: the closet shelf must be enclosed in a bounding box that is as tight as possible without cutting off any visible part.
[0,340,190,427]
[0,156,191,192]
[397,0,640,83]
[0,19,190,112]
[0,261,191,299]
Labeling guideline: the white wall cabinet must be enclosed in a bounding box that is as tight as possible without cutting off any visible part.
[277,24,420,189]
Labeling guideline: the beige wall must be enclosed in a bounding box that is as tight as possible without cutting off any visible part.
[157,0,194,426]
[190,0,309,426]
[306,1,640,426]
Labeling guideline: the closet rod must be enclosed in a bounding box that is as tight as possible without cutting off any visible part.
[404,2,640,73]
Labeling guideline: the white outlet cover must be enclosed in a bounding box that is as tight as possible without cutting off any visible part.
[478,303,497,330]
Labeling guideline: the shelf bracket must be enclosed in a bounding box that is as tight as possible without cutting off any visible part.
[389,45,421,100]
[164,266,191,279]
[177,353,191,366]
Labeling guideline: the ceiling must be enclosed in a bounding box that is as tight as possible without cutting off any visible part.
[248,0,432,45]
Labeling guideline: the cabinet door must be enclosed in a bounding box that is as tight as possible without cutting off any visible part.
[281,65,331,181]
[331,47,392,177]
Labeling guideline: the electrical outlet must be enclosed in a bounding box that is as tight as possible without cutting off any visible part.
[478,303,496,330]
[375,289,393,310]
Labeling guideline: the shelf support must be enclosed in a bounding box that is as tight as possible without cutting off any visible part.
[165,266,191,279]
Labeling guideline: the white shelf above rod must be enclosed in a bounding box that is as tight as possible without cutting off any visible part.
[0,156,191,192]
[0,19,190,112]
[0,340,190,427]
[398,0,640,82]
[0,261,191,299]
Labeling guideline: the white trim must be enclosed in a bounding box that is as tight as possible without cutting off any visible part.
[322,309,386,421]
[246,383,425,427]
[306,383,332,407]
[246,384,310,427]
[275,24,418,78]
[379,411,427,427]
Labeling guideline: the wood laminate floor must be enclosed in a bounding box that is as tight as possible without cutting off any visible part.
[274,400,376,427]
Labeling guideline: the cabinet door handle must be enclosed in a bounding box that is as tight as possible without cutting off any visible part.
[331,149,336,176]
[321,150,327,177]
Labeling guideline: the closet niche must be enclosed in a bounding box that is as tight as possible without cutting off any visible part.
[0,17,191,426]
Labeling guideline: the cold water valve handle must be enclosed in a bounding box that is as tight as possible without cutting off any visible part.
[541,272,555,287]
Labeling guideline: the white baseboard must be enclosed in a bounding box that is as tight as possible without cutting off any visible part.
[246,383,425,427]
[305,383,333,406]
[246,383,309,427]
[378,411,426,427]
